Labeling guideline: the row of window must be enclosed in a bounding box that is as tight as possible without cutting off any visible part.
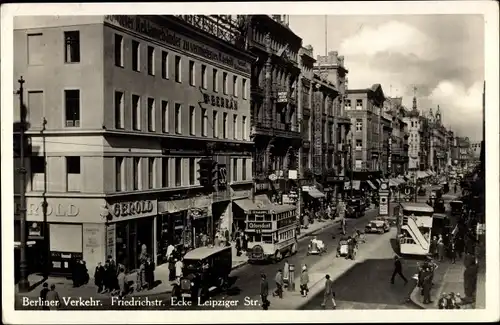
[27,31,81,65]
[345,99,363,110]
[114,34,248,99]
[115,91,248,139]
[28,156,250,193]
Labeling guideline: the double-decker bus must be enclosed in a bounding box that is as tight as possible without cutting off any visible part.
[396,202,434,255]
[246,204,298,263]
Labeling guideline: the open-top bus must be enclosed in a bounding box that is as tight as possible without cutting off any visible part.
[246,204,298,263]
[396,202,434,255]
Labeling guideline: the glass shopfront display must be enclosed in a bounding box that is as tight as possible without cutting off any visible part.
[155,212,185,265]
[115,217,154,271]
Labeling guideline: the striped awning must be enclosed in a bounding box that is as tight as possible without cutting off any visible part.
[305,187,325,199]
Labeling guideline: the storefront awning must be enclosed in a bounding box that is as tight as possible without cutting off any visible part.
[305,187,325,199]
[367,180,377,190]
[344,180,361,190]
[388,179,399,187]
[14,241,36,248]
[416,171,428,179]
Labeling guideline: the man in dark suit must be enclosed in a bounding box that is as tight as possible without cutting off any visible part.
[260,273,269,310]
[391,255,408,285]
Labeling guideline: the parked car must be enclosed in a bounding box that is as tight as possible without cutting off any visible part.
[171,246,232,305]
[365,219,390,234]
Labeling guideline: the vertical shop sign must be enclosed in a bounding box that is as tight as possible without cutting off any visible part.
[106,224,116,261]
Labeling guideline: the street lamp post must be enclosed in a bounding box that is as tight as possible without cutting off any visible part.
[16,76,30,292]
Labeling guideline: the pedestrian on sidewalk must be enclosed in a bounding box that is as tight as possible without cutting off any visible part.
[272,269,284,299]
[283,260,290,288]
[94,262,105,293]
[45,284,61,310]
[243,234,249,253]
[39,282,49,310]
[300,265,309,297]
[422,267,433,304]
[321,274,336,309]
[72,259,82,287]
[102,261,112,293]
[235,235,242,257]
[391,255,408,285]
[175,258,184,280]
[146,256,155,290]
[260,273,270,310]
[117,266,127,299]
[450,241,457,264]
[430,236,438,259]
[437,235,445,262]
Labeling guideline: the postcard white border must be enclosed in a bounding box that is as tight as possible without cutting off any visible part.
[1,1,499,323]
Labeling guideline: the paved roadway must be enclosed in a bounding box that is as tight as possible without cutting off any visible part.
[15,189,458,310]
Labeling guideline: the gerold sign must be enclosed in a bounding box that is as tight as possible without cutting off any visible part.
[111,200,156,219]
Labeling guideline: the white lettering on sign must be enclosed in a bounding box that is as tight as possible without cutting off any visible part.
[112,200,154,218]
[20,202,80,217]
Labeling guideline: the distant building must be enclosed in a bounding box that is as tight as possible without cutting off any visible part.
[345,84,387,176]
[471,141,482,160]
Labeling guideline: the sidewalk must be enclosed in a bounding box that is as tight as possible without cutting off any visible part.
[16,217,341,302]
[409,257,485,309]
[266,227,394,310]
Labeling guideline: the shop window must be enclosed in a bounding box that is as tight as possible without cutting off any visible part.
[64,31,80,63]
[66,156,81,192]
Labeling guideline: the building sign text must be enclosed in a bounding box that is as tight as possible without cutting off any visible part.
[247,222,272,230]
[112,200,155,218]
[17,202,80,217]
[105,15,251,73]
[203,94,238,110]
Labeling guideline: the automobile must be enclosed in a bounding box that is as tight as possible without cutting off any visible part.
[346,198,365,218]
[171,245,232,305]
[365,219,390,234]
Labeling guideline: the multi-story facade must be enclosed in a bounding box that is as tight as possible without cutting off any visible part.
[13,15,254,275]
[313,51,351,197]
[345,84,386,174]
[428,106,448,173]
[243,15,302,202]
[446,130,455,167]
[455,136,472,168]
[383,97,409,176]
[402,95,422,171]
[471,141,482,160]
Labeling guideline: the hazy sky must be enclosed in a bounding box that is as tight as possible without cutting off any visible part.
[289,15,484,141]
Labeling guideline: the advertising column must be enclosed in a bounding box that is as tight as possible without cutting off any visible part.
[379,182,390,217]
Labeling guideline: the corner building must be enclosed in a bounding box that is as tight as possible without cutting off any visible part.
[13,15,254,275]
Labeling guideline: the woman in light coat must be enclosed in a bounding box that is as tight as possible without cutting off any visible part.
[300,265,310,297]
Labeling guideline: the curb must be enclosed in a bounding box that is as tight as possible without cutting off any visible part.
[409,284,426,309]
